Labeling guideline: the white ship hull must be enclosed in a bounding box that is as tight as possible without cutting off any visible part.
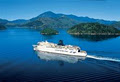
[33,45,87,57]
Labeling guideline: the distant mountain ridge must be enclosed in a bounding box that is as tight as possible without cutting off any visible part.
[0,19,8,24]
[24,16,79,28]
[11,19,28,24]
[0,11,117,28]
[29,11,116,25]
[0,24,6,30]
[0,19,28,25]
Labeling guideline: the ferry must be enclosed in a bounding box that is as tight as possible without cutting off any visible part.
[33,40,87,57]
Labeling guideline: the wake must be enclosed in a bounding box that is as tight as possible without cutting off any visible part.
[87,55,120,63]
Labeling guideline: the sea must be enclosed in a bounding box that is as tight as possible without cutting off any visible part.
[0,27,120,82]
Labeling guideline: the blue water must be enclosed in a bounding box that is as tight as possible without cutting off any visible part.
[0,28,120,82]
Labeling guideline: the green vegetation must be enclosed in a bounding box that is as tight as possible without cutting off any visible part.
[0,24,6,30]
[67,23,120,35]
[0,12,116,28]
[22,21,43,28]
[23,17,78,28]
[112,21,120,28]
[40,28,59,35]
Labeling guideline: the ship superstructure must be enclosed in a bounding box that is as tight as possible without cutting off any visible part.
[33,40,87,57]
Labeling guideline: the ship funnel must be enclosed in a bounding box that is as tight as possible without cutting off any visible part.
[58,40,64,46]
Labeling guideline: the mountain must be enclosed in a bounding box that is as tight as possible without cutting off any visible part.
[67,23,120,35]
[66,15,116,25]
[23,16,78,28]
[0,19,9,25]
[0,11,117,28]
[112,21,120,29]
[22,11,116,28]
[0,24,6,30]
[22,19,43,29]
[30,11,60,21]
[10,19,28,24]
[0,18,28,27]
[29,11,116,25]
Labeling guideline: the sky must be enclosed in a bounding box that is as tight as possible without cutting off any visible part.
[0,0,120,21]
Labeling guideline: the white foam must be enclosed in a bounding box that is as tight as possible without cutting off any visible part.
[87,55,120,62]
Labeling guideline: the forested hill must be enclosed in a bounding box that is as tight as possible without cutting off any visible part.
[40,28,58,35]
[0,24,6,30]
[67,23,120,35]
[0,11,116,28]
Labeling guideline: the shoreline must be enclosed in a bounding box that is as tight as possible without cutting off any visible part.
[68,33,120,35]
[41,33,59,35]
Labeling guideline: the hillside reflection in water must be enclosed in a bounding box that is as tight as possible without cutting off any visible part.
[71,35,119,42]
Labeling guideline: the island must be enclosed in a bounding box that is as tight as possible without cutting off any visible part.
[40,28,59,35]
[0,24,6,30]
[67,23,120,35]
